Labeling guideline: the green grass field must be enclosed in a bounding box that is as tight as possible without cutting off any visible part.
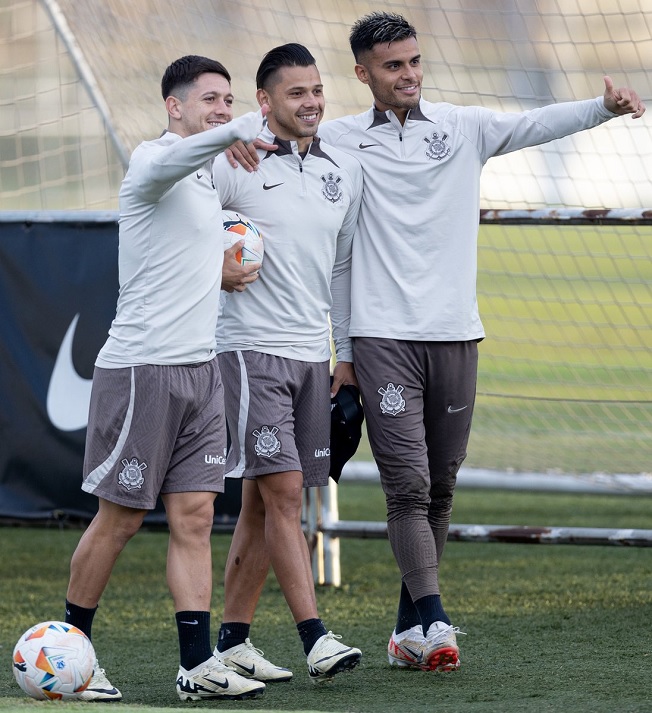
[1,483,651,713]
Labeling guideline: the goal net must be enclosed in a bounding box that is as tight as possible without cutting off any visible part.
[1,0,650,474]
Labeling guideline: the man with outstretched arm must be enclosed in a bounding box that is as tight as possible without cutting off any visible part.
[317,12,645,674]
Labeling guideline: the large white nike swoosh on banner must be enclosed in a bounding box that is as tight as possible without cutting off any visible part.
[46,314,93,431]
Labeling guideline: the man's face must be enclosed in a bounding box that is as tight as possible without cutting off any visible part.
[258,64,324,151]
[355,36,422,120]
[169,72,233,137]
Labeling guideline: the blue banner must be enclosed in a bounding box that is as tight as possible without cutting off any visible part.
[0,214,240,525]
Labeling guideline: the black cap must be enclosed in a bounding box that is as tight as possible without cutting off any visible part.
[330,381,365,482]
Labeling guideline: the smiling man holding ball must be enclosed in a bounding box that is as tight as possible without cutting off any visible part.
[210,43,364,684]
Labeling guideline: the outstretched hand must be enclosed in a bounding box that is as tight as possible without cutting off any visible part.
[603,76,646,118]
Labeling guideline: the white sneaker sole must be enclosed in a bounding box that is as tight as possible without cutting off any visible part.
[177,686,265,702]
[309,652,361,684]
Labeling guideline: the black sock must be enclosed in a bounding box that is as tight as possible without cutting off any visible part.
[297,618,327,656]
[65,600,97,641]
[414,594,451,634]
[395,582,420,635]
[216,622,250,653]
[176,611,212,671]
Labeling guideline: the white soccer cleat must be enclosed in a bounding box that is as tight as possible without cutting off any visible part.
[387,624,426,668]
[216,638,293,682]
[421,621,464,672]
[176,655,265,701]
[306,631,361,684]
[76,659,122,701]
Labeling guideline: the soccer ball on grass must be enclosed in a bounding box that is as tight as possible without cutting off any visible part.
[12,621,95,700]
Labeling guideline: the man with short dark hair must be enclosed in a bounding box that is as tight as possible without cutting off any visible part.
[211,43,364,684]
[63,54,266,702]
[316,11,645,673]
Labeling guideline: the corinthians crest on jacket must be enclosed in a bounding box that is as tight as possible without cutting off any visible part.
[321,172,343,203]
[424,131,451,161]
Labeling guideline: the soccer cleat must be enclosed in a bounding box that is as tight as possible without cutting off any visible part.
[176,655,265,701]
[388,624,426,668]
[306,631,361,684]
[216,638,293,682]
[421,621,464,672]
[76,659,123,701]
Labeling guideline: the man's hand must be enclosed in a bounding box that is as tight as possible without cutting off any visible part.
[603,76,646,118]
[226,137,279,172]
[221,241,260,292]
[331,361,358,398]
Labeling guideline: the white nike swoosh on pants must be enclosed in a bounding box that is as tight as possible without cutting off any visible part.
[46,313,93,431]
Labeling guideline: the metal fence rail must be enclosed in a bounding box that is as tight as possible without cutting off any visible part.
[306,468,652,586]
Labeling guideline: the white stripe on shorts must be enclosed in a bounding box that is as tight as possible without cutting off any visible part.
[226,351,249,479]
[82,367,136,493]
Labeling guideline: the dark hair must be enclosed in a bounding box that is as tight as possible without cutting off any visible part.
[256,43,316,90]
[349,12,417,61]
[161,55,231,100]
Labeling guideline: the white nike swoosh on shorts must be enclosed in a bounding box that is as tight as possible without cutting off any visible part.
[46,313,92,431]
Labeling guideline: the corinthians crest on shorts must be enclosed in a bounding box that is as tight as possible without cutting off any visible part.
[253,425,281,457]
[378,383,406,416]
[321,172,343,203]
[424,131,451,161]
[118,457,147,490]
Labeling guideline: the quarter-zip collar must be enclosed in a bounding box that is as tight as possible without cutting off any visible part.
[368,100,435,130]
